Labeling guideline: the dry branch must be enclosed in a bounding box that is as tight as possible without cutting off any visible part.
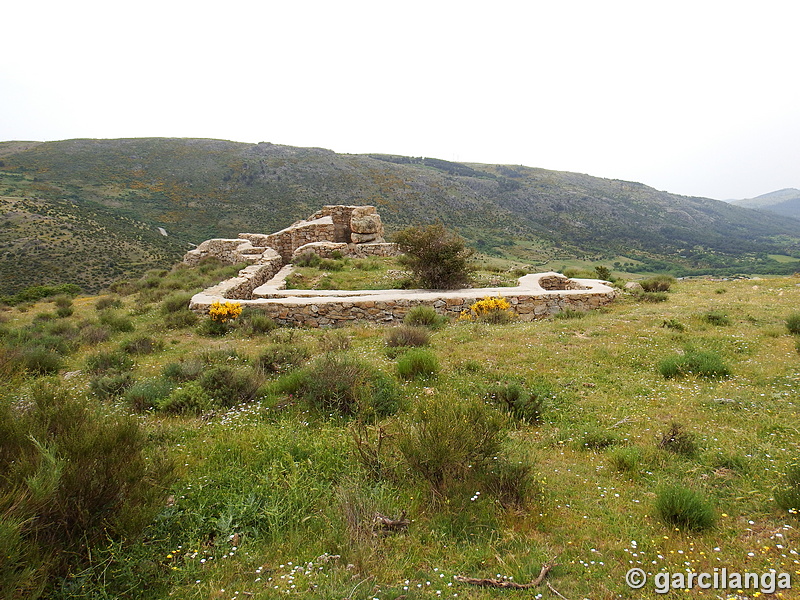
[454,557,558,590]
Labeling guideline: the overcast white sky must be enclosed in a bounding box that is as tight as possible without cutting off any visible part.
[2,0,798,200]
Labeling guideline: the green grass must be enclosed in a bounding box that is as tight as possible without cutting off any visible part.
[3,269,800,598]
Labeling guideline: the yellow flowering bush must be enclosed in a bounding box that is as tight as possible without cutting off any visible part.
[208,301,242,323]
[460,296,515,323]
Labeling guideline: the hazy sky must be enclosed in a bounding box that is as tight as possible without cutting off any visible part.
[2,0,798,200]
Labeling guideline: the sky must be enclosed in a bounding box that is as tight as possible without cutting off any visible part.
[2,0,798,201]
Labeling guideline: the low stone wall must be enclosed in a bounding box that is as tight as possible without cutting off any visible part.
[197,250,283,300]
[189,273,617,327]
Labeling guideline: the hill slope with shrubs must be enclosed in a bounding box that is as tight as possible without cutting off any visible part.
[2,138,800,294]
[1,259,800,598]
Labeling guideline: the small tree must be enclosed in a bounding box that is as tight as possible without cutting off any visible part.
[393,224,473,289]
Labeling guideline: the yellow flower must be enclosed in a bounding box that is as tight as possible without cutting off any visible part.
[209,301,243,323]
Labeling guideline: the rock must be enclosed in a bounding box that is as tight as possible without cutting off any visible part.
[624,281,643,291]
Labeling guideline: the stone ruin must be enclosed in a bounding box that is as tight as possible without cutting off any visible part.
[181,205,399,300]
[183,205,397,267]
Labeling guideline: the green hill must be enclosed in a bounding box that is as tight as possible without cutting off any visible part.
[732,188,800,220]
[2,137,800,294]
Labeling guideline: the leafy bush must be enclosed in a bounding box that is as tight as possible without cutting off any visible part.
[20,346,63,376]
[124,378,173,411]
[394,224,473,289]
[700,310,731,326]
[157,381,212,415]
[294,251,321,268]
[396,348,439,380]
[239,309,277,335]
[487,381,549,423]
[318,329,350,352]
[398,398,505,493]
[0,381,174,590]
[120,335,163,355]
[460,296,516,323]
[163,309,199,329]
[255,343,310,374]
[554,308,585,320]
[404,305,447,329]
[655,485,716,531]
[159,291,193,314]
[775,463,800,515]
[208,300,242,323]
[786,312,800,336]
[640,275,675,292]
[659,349,731,379]
[162,358,204,382]
[594,265,612,280]
[95,296,123,311]
[385,325,430,348]
[55,306,74,318]
[198,365,260,408]
[90,372,135,400]
[98,310,135,333]
[662,318,685,332]
[85,350,133,374]
[278,353,400,419]
[658,422,699,458]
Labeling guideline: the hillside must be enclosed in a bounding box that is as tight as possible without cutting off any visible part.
[732,188,800,220]
[2,138,800,294]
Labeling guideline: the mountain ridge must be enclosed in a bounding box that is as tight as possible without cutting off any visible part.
[1,137,799,294]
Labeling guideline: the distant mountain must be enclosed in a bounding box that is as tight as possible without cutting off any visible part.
[1,138,800,294]
[732,188,800,220]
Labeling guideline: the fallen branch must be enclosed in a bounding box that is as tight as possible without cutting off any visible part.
[547,582,569,600]
[373,511,410,533]
[454,557,558,590]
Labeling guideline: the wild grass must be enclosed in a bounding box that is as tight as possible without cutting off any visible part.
[2,272,800,598]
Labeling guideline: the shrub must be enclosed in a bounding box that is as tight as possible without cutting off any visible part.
[85,351,133,374]
[385,325,430,348]
[487,381,549,423]
[658,422,699,458]
[294,251,321,268]
[157,381,212,415]
[460,296,516,323]
[609,446,643,475]
[662,318,685,332]
[655,485,716,531]
[580,429,619,450]
[208,300,242,323]
[255,344,310,374]
[162,358,204,382]
[160,291,193,314]
[786,312,800,336]
[163,309,199,329]
[0,381,174,586]
[404,305,447,329]
[636,291,669,303]
[554,308,585,320]
[394,224,473,289]
[775,463,800,515]
[98,310,134,333]
[318,329,350,352]
[90,372,135,400]
[120,335,163,355]
[396,348,439,380]
[398,398,505,493]
[20,346,63,376]
[700,310,731,326]
[280,353,400,419]
[640,275,675,292]
[198,365,260,408]
[124,378,173,411]
[95,296,123,311]
[55,306,74,318]
[594,265,612,280]
[481,457,540,510]
[659,349,731,379]
[239,310,277,335]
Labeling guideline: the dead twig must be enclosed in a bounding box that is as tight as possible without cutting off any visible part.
[454,557,558,590]
[373,511,410,534]
[547,581,569,600]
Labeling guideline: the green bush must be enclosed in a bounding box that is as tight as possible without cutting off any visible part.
[398,398,505,493]
[120,335,163,355]
[662,318,685,332]
[278,353,400,419]
[404,305,447,329]
[609,446,643,475]
[0,381,174,590]
[55,306,74,318]
[124,378,173,411]
[159,291,193,314]
[98,310,135,333]
[385,325,430,348]
[659,349,730,379]
[95,296,123,311]
[163,309,199,329]
[487,381,549,423]
[239,310,277,335]
[396,348,439,380]
[318,330,351,353]
[640,275,675,292]
[636,291,669,303]
[394,224,473,289]
[157,381,212,415]
[90,372,135,400]
[20,346,63,376]
[700,310,731,326]
[786,312,800,336]
[554,308,585,320]
[294,251,321,268]
[655,485,716,530]
[198,365,261,408]
[162,358,204,382]
[594,265,612,280]
[80,324,111,345]
[85,350,133,374]
[775,463,800,515]
[580,428,619,450]
[255,343,310,374]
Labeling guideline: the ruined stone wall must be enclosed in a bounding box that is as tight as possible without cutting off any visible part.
[198,249,283,300]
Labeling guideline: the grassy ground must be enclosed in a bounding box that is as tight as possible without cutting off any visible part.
[2,267,799,599]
